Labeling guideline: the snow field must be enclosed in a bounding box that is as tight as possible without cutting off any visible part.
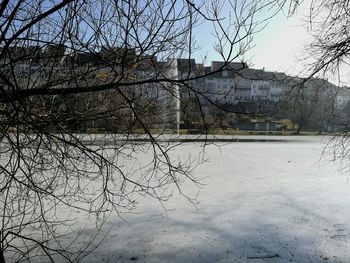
[82,137,350,262]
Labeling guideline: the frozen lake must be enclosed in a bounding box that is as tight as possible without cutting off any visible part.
[82,136,350,263]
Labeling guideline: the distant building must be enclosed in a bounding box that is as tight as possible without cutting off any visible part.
[2,43,348,132]
[195,62,292,107]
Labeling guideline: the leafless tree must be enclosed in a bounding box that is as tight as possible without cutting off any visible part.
[286,0,350,158]
[298,0,350,82]
[279,78,338,134]
[0,0,291,261]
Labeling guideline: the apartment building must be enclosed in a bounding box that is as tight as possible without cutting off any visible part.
[3,44,349,131]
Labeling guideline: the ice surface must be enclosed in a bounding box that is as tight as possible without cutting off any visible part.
[80,136,350,262]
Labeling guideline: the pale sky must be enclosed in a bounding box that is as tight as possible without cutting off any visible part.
[193,0,314,76]
[191,0,350,85]
[248,1,313,76]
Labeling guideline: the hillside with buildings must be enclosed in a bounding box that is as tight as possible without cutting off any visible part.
[2,44,350,134]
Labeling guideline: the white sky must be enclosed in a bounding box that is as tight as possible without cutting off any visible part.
[193,0,314,76]
[191,0,350,85]
[248,1,313,76]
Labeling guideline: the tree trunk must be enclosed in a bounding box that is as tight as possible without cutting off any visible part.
[0,248,5,263]
[295,123,302,135]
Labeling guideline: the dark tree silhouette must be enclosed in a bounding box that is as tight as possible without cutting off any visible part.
[0,0,292,261]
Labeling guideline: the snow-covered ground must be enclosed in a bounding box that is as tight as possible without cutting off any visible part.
[84,136,350,263]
